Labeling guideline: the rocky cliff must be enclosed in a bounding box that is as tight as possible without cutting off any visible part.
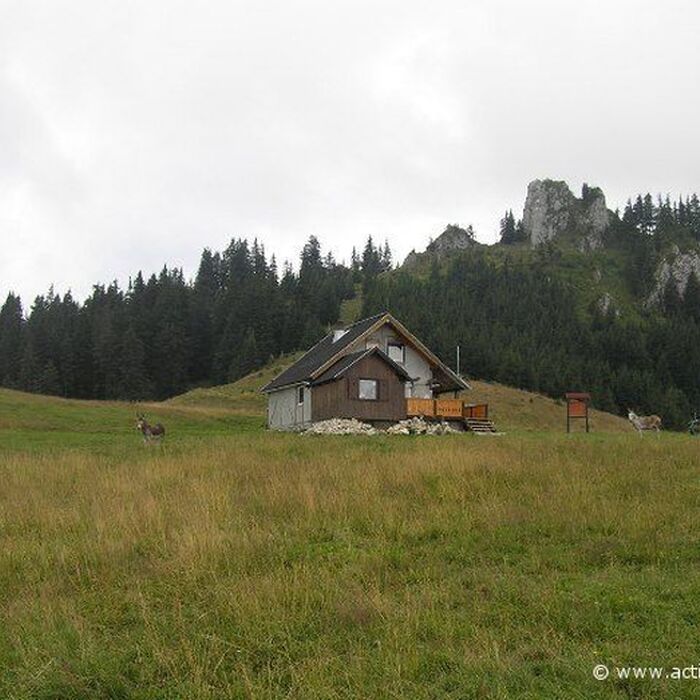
[402,224,478,268]
[522,179,613,249]
[647,245,700,305]
[426,224,477,255]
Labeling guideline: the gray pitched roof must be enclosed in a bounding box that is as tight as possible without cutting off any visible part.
[261,311,469,393]
[261,313,386,392]
[312,347,412,386]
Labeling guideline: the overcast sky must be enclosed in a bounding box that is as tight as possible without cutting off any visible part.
[2,0,699,305]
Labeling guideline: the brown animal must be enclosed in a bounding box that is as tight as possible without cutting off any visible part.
[136,414,166,444]
[627,409,662,435]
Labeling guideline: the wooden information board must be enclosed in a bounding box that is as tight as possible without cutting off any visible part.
[565,392,591,433]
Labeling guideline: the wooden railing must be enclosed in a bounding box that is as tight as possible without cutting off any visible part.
[464,403,489,420]
[406,398,435,417]
[406,398,488,420]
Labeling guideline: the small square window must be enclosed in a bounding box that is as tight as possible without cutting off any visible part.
[387,343,405,363]
[297,386,305,405]
[358,379,378,400]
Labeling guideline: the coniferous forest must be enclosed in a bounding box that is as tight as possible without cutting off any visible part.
[2,191,700,429]
[0,236,388,402]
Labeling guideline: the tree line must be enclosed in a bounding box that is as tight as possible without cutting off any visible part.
[0,236,391,400]
[2,189,699,427]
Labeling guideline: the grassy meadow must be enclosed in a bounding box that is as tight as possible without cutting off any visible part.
[1,376,699,698]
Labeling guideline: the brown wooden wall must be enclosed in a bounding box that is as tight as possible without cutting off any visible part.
[311,354,407,423]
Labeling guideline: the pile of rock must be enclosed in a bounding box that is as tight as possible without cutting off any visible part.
[386,417,459,436]
[304,418,377,435]
[303,417,461,436]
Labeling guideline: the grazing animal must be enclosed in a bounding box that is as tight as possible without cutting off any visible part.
[136,414,166,444]
[627,409,662,435]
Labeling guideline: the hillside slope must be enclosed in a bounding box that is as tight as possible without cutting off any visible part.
[0,387,262,454]
[168,352,303,412]
[466,380,628,432]
[170,356,630,433]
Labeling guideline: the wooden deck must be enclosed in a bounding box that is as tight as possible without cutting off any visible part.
[406,398,489,421]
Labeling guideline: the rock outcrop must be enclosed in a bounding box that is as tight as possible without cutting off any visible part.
[402,249,421,269]
[426,224,477,256]
[402,224,477,269]
[522,180,613,249]
[522,180,576,246]
[647,245,700,305]
[597,292,619,317]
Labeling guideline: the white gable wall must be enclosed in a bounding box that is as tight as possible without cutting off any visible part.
[267,385,312,430]
[364,323,433,398]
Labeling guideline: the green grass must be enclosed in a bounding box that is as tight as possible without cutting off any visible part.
[167,353,304,413]
[338,287,363,326]
[1,384,699,698]
[0,388,263,456]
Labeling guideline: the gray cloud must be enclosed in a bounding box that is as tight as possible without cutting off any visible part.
[1,0,699,305]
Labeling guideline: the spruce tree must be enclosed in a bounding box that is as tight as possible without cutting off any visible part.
[0,293,24,387]
[118,325,152,399]
[499,210,517,244]
[683,273,700,323]
[228,329,258,381]
[662,278,683,316]
[38,361,61,396]
[641,194,655,234]
[19,339,40,393]
[380,240,393,271]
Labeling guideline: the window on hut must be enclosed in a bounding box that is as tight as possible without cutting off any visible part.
[358,379,378,400]
[387,342,405,364]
